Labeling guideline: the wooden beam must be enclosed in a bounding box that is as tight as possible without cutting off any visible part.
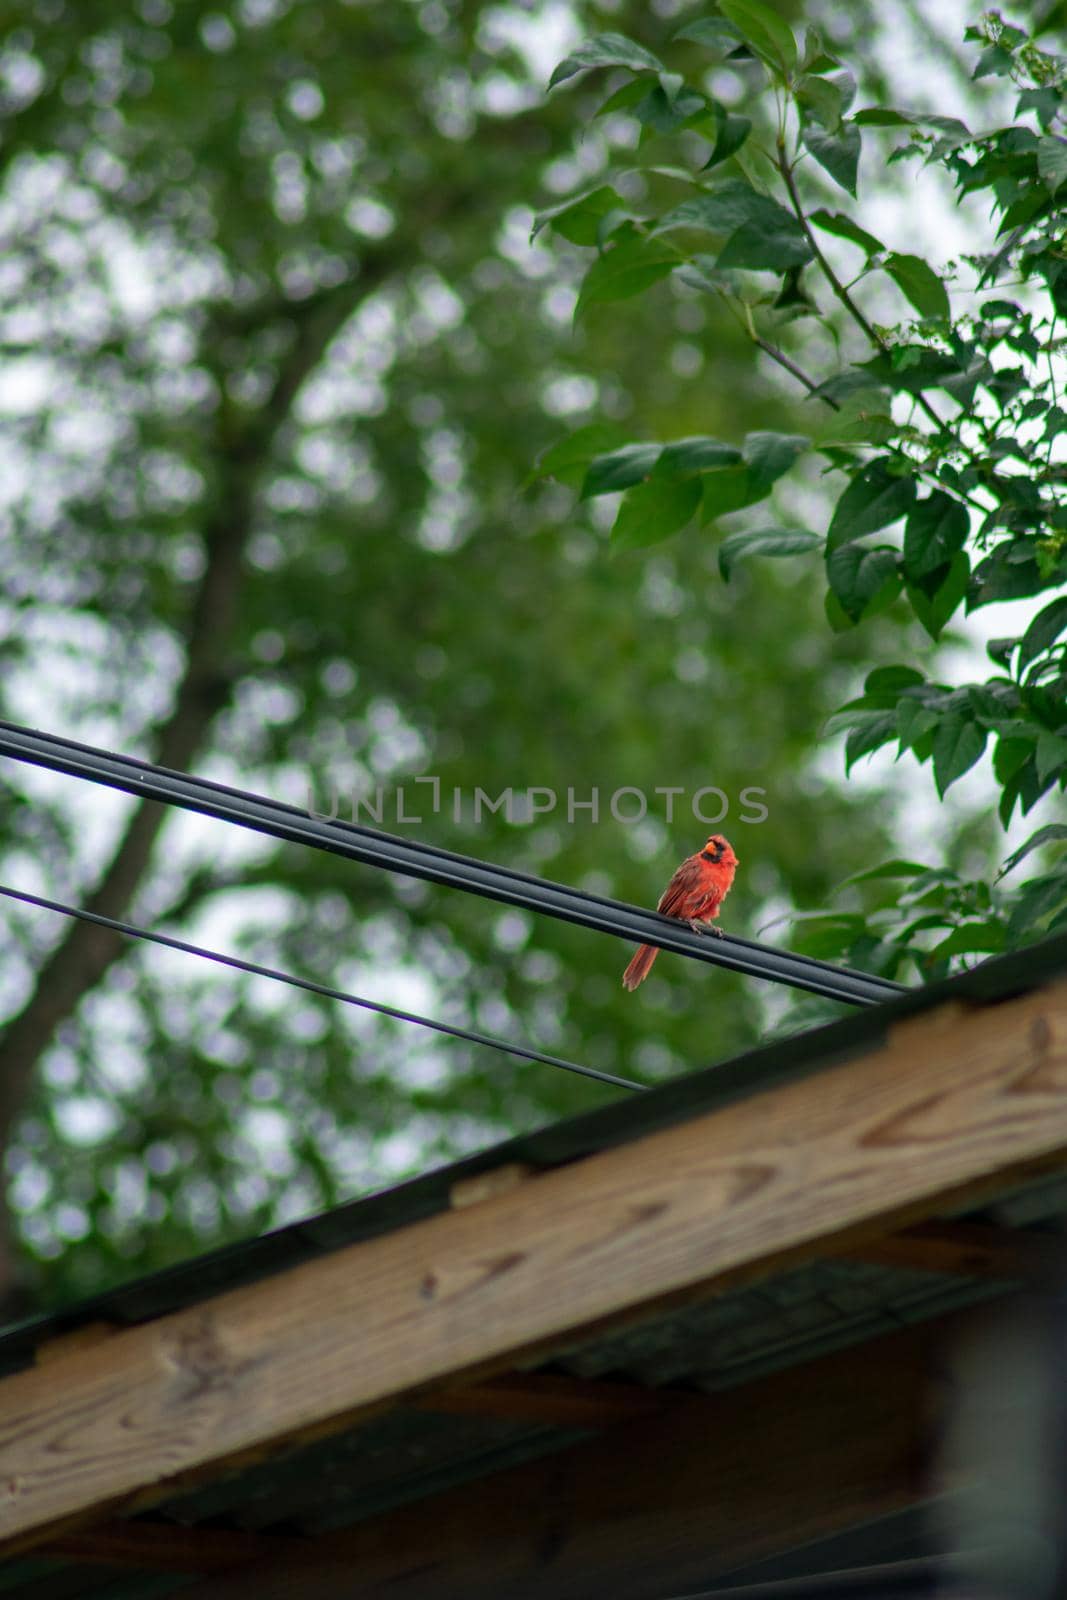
[34,1322,121,1367]
[844,1220,1067,1283]
[449,1162,534,1210]
[415,1371,679,1428]
[1,977,1064,1551]
[37,1519,309,1574]
[172,1308,971,1600]
[33,1374,685,1572]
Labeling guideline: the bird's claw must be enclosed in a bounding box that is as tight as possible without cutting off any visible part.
[686,918,724,936]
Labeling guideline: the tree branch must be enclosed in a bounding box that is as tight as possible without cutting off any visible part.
[0,254,396,1308]
[753,336,840,408]
[770,144,992,516]
[776,143,882,342]
[774,142,950,434]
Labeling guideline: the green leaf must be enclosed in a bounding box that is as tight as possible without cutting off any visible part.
[772,263,817,313]
[1037,732,1067,785]
[717,525,821,580]
[1021,761,1061,818]
[1002,824,1067,876]
[1017,88,1060,130]
[987,636,1018,669]
[827,460,917,550]
[816,371,892,411]
[882,252,950,320]
[996,188,1050,238]
[703,107,752,169]
[532,185,631,245]
[717,216,813,270]
[549,33,666,91]
[902,492,969,579]
[796,74,843,128]
[1037,135,1067,194]
[864,664,925,694]
[656,181,810,270]
[801,120,861,196]
[826,544,901,621]
[700,465,767,521]
[853,107,971,145]
[966,683,1018,727]
[906,550,970,641]
[611,476,702,549]
[652,176,809,273]
[928,922,1006,959]
[970,543,1045,609]
[677,255,738,296]
[850,934,905,979]
[852,107,911,126]
[896,697,938,752]
[857,347,963,394]
[673,18,744,53]
[1019,595,1067,668]
[655,436,742,476]
[742,430,809,489]
[800,26,838,73]
[594,78,654,118]
[826,67,857,114]
[999,764,1029,828]
[1008,872,1067,939]
[973,43,1015,79]
[655,180,770,235]
[814,390,895,447]
[932,717,986,796]
[719,0,797,76]
[994,735,1034,788]
[575,234,679,316]
[536,423,631,489]
[632,83,708,134]
[809,209,884,256]
[789,915,866,959]
[581,442,661,498]
[899,868,960,905]
[845,710,898,769]
[836,858,928,887]
[824,588,854,632]
[823,704,882,737]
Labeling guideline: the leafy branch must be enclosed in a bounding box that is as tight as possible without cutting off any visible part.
[532,4,1067,980]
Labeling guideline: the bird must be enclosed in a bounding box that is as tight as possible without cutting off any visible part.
[622,834,739,991]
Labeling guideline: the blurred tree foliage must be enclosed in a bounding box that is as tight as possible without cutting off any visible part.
[0,0,916,1312]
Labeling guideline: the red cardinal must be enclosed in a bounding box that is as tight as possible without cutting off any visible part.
[622,833,739,991]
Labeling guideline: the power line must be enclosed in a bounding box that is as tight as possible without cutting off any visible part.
[0,882,646,1093]
[0,720,907,1007]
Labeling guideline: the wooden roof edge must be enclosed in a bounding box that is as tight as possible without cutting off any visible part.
[0,972,1061,1552]
[4,933,1064,1380]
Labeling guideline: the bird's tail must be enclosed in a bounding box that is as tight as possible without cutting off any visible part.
[622,943,659,991]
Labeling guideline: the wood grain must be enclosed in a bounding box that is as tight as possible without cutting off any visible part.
[845,1219,1067,1282]
[0,978,1064,1550]
[415,1370,679,1427]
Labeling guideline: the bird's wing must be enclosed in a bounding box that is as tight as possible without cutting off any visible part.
[656,856,704,917]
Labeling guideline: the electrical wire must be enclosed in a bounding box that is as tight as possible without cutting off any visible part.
[0,721,908,1007]
[0,883,646,1094]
